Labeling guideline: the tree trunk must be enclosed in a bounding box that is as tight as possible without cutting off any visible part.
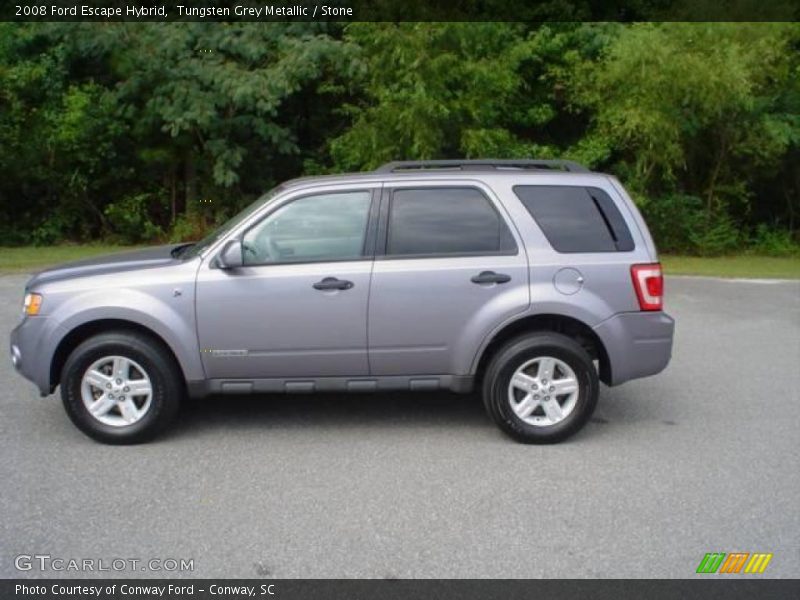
[170,167,177,224]
[706,133,728,216]
[183,156,197,215]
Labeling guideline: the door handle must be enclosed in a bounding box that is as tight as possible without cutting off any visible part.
[313,277,354,291]
[470,271,511,285]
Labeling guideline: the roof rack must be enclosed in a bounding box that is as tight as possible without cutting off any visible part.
[374,159,590,174]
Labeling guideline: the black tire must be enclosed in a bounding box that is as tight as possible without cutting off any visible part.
[482,332,599,444]
[60,331,182,444]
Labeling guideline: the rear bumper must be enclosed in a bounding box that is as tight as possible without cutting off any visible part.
[593,311,674,386]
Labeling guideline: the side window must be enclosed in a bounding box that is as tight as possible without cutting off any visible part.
[513,185,634,253]
[386,187,516,256]
[242,191,372,265]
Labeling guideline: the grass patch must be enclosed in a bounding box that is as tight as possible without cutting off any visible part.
[661,255,800,279]
[0,245,144,273]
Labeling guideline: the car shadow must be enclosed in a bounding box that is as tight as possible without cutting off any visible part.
[171,391,493,438]
[168,385,663,442]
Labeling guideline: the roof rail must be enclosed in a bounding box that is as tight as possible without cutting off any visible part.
[374,159,590,174]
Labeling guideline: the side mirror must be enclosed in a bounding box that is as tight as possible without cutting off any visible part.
[215,239,243,269]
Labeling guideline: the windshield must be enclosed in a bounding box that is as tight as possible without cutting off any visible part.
[178,185,284,259]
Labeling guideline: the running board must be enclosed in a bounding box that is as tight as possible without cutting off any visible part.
[186,375,474,397]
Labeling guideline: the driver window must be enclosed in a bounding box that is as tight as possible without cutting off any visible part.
[242,191,372,265]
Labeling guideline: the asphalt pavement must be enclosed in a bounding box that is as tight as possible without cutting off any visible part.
[1,273,798,578]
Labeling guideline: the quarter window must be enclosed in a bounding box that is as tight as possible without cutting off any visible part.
[387,187,516,256]
[513,186,634,253]
[242,191,372,265]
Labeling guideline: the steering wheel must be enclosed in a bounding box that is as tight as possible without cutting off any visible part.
[242,233,280,263]
[268,237,282,262]
[242,240,260,262]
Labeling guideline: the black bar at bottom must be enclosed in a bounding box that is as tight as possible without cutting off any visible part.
[2,579,799,600]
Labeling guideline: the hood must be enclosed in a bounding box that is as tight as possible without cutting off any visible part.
[26,244,189,289]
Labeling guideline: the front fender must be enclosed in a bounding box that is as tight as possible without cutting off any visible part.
[43,287,204,388]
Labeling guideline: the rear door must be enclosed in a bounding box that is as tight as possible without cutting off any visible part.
[367,181,529,376]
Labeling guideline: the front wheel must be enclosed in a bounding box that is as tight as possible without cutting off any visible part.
[482,333,599,444]
[60,331,182,444]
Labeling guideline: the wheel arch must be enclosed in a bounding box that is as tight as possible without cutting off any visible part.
[473,313,612,386]
[49,319,187,392]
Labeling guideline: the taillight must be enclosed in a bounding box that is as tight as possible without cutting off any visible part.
[631,263,663,311]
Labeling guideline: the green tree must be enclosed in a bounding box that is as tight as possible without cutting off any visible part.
[1,22,797,254]
[0,22,355,243]
[329,23,578,170]
[568,23,800,252]
[0,24,125,243]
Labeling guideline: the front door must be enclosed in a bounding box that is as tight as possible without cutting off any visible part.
[196,188,377,379]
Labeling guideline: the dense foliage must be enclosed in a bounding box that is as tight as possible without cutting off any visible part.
[0,22,798,254]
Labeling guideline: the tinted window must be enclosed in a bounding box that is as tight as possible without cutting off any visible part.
[387,188,516,256]
[513,186,634,253]
[242,191,371,265]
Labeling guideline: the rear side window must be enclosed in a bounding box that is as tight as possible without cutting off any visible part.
[387,187,517,256]
[513,185,634,253]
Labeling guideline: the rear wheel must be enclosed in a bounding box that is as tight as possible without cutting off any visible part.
[482,333,598,443]
[60,331,182,444]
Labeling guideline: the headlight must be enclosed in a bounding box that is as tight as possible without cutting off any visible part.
[23,292,43,316]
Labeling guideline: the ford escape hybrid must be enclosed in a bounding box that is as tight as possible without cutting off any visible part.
[10,160,674,444]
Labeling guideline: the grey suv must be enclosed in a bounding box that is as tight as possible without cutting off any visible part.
[10,160,674,444]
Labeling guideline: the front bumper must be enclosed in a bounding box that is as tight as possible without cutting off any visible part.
[10,315,52,395]
[593,311,675,386]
